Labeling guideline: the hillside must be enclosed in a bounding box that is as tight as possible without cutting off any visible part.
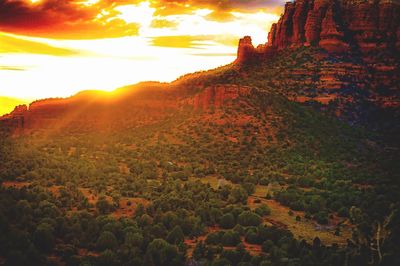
[0,0,399,265]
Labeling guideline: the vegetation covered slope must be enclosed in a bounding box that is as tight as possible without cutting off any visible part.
[0,80,399,265]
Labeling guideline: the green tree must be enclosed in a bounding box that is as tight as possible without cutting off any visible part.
[238,211,262,227]
[220,213,235,229]
[255,204,271,216]
[33,223,55,252]
[145,239,181,266]
[221,230,241,247]
[228,187,248,204]
[96,197,112,215]
[124,232,143,247]
[97,231,118,251]
[166,225,185,245]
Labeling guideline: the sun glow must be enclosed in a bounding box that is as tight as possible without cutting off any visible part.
[0,0,282,113]
[115,2,156,30]
[81,0,101,6]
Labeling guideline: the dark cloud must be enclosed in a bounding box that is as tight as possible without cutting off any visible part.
[0,0,139,38]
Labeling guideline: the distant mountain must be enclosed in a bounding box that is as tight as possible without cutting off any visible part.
[0,96,29,116]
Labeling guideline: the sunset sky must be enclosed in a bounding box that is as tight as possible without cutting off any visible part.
[0,0,285,113]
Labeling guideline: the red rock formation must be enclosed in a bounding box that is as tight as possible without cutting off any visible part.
[192,85,251,110]
[9,104,28,116]
[291,0,310,46]
[261,0,400,53]
[267,23,277,45]
[0,105,28,134]
[304,0,330,46]
[236,36,276,63]
[319,3,350,52]
[236,36,256,64]
[275,2,296,48]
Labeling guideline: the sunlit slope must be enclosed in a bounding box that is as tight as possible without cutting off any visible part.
[1,82,398,230]
[1,81,394,187]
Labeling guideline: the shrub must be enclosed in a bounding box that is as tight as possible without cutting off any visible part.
[97,231,118,251]
[255,204,271,216]
[220,213,236,229]
[238,211,262,227]
[221,230,241,247]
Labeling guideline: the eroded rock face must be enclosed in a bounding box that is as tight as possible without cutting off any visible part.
[275,2,297,48]
[236,36,257,64]
[233,0,400,111]
[292,0,310,46]
[319,3,350,52]
[192,85,252,110]
[265,0,400,53]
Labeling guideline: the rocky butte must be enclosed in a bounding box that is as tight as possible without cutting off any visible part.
[236,0,400,123]
[237,0,400,63]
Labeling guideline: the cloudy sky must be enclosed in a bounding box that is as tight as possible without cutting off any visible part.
[0,0,285,103]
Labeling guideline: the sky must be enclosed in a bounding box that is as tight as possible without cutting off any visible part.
[0,0,285,110]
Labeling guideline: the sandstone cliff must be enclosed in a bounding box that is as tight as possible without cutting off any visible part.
[237,0,400,60]
[235,0,400,114]
[190,85,252,110]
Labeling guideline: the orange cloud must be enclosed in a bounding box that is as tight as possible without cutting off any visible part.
[0,0,284,39]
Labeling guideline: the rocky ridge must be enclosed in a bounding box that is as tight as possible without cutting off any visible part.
[237,0,400,63]
[0,84,253,135]
[236,0,400,113]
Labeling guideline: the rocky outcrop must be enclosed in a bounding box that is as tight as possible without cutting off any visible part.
[237,0,400,62]
[191,85,252,110]
[236,36,276,64]
[236,36,257,64]
[264,0,400,53]
[292,0,310,46]
[318,3,350,52]
[0,105,28,134]
[235,36,269,64]
[275,2,296,48]
[233,0,400,115]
